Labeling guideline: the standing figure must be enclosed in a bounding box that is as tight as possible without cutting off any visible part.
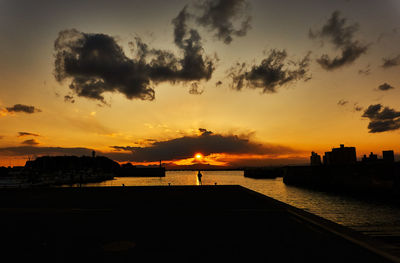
[197,170,202,185]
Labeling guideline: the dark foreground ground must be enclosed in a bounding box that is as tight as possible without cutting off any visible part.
[0,185,399,263]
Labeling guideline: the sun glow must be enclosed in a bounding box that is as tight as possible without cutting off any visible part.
[195,153,203,160]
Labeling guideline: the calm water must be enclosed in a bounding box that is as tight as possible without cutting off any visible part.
[79,170,400,241]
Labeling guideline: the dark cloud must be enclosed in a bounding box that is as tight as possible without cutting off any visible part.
[195,0,251,44]
[199,128,213,136]
[228,49,311,93]
[64,95,75,103]
[110,128,298,162]
[171,8,215,81]
[109,146,130,152]
[378,83,395,91]
[21,139,40,146]
[54,26,214,103]
[316,44,367,70]
[382,55,400,68]
[337,99,348,106]
[310,11,368,70]
[362,104,400,133]
[18,132,40,137]
[5,104,42,114]
[0,132,299,165]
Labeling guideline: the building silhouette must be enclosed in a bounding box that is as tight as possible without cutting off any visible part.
[322,144,357,165]
[362,150,395,164]
[310,152,322,166]
[362,152,378,163]
[312,146,395,166]
[383,150,395,163]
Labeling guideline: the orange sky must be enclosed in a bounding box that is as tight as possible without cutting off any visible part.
[1,0,400,167]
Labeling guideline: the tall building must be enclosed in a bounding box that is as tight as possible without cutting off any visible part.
[310,152,322,166]
[323,144,357,165]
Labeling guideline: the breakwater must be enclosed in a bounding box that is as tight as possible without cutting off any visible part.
[283,163,400,197]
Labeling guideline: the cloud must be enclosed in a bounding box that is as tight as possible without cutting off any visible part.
[377,83,395,91]
[109,128,298,162]
[188,82,204,95]
[195,0,251,44]
[0,131,300,166]
[64,95,75,103]
[228,49,311,93]
[54,27,214,104]
[0,145,133,163]
[337,100,363,111]
[18,132,40,137]
[21,139,40,146]
[0,146,94,157]
[377,27,400,43]
[5,104,42,114]
[353,103,363,112]
[337,99,348,106]
[215,80,223,87]
[362,104,400,133]
[310,11,368,70]
[171,8,215,80]
[382,55,400,68]
[198,128,213,136]
[358,64,371,75]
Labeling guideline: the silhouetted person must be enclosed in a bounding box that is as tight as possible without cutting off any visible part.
[197,170,202,185]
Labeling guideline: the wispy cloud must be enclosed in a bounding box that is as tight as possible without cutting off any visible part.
[310,11,368,70]
[21,139,40,146]
[228,49,311,93]
[5,104,42,114]
[337,99,348,106]
[382,55,400,68]
[18,132,40,137]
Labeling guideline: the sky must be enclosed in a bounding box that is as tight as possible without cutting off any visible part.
[1,0,400,167]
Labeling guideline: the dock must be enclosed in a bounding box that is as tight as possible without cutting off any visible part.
[0,185,399,262]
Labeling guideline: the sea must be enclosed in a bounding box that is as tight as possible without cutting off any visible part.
[72,170,400,247]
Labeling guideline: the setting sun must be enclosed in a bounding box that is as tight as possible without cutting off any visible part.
[195,153,203,160]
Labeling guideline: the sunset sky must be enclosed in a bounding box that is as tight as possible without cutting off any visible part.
[1,0,400,167]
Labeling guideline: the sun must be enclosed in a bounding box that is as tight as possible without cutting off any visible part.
[195,153,203,160]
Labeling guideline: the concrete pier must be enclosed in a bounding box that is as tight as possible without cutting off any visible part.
[0,185,399,262]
